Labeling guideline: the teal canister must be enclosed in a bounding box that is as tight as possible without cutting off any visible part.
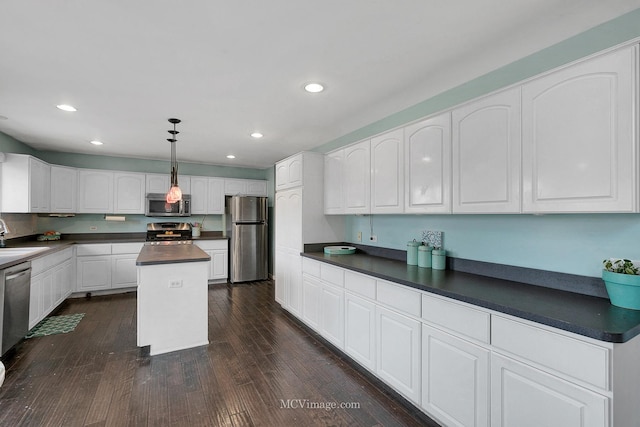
[406,240,419,265]
[432,249,446,270]
[418,245,432,268]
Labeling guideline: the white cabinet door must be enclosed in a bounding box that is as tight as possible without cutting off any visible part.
[113,172,145,214]
[30,157,51,213]
[452,87,521,213]
[29,273,44,329]
[522,45,637,213]
[210,249,228,281]
[276,153,303,190]
[274,248,287,305]
[371,129,404,214]
[287,251,302,316]
[224,179,246,195]
[146,173,169,194]
[50,165,77,213]
[190,176,208,214]
[422,324,489,427]
[344,140,371,214]
[404,113,452,213]
[324,149,344,214]
[112,254,139,288]
[376,305,421,403]
[77,169,114,213]
[345,292,376,371]
[206,178,225,214]
[40,272,54,322]
[491,353,608,427]
[302,275,322,330]
[245,180,267,196]
[320,283,344,349]
[76,255,112,291]
[52,259,73,307]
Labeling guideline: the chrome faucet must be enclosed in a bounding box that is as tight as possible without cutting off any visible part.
[0,219,9,248]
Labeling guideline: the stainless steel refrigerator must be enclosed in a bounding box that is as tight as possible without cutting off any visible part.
[226,196,268,283]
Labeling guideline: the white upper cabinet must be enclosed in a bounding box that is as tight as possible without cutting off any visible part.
[77,169,114,213]
[113,172,145,214]
[404,113,452,213]
[276,153,303,190]
[191,176,224,214]
[324,149,344,214]
[0,154,50,213]
[50,165,77,213]
[371,129,404,214]
[344,140,371,214]
[224,178,267,196]
[145,173,169,194]
[522,45,637,213]
[452,87,522,213]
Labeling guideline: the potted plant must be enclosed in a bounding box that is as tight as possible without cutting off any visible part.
[602,258,640,310]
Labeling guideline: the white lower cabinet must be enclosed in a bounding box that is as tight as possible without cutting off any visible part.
[76,243,144,292]
[302,274,322,330]
[422,324,489,427]
[320,282,344,349]
[29,248,74,329]
[276,249,302,316]
[344,292,376,371]
[194,240,228,282]
[376,304,421,404]
[491,353,608,427]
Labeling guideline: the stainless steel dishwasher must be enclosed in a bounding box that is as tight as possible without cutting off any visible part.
[1,262,31,355]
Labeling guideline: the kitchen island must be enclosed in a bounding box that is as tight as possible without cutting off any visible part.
[136,243,210,356]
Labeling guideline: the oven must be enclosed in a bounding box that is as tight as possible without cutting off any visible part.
[145,222,193,245]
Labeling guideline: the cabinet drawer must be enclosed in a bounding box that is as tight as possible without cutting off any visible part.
[376,280,421,317]
[492,316,610,390]
[194,239,228,250]
[302,258,321,277]
[111,242,144,254]
[76,244,112,256]
[422,294,490,344]
[345,270,376,299]
[320,263,344,287]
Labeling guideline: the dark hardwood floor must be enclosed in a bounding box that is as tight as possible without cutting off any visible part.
[0,280,439,427]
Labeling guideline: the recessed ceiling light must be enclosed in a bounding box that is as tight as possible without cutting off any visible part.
[56,104,77,112]
[226,155,235,159]
[250,132,263,139]
[89,140,103,146]
[304,82,324,93]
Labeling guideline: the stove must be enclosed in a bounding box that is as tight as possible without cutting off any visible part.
[145,222,192,245]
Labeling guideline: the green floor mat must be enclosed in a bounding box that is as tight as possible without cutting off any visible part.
[25,313,85,338]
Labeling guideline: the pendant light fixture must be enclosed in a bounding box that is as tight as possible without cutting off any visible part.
[165,118,183,203]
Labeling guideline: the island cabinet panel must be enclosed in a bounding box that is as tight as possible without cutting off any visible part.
[452,87,521,213]
[522,45,637,213]
[491,353,608,427]
[421,323,489,427]
[404,112,452,214]
[371,128,404,214]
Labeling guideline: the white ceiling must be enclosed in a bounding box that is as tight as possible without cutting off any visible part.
[1,1,639,169]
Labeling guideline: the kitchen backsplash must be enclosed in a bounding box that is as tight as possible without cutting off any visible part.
[0,213,37,238]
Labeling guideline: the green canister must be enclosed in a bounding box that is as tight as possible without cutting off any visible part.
[406,240,419,265]
[418,245,432,268]
[432,249,446,270]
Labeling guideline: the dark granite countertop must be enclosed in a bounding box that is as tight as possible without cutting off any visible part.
[301,251,640,343]
[136,244,210,266]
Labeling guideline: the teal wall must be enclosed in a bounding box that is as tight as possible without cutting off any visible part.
[324,9,640,280]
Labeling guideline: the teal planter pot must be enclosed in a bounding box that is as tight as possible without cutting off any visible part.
[602,270,640,310]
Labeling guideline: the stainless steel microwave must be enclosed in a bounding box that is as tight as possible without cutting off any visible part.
[145,193,191,217]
